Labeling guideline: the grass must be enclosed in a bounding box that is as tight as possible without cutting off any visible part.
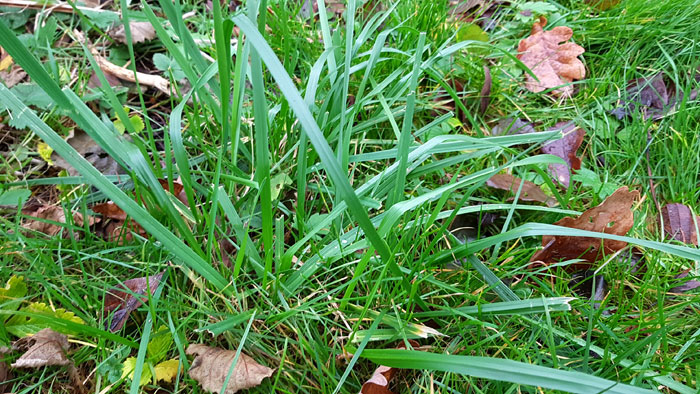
[1,0,699,393]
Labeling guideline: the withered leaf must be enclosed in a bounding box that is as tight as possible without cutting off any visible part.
[659,203,698,245]
[0,67,27,88]
[51,129,124,176]
[104,271,165,332]
[531,187,639,270]
[11,329,86,393]
[517,17,586,97]
[92,201,128,221]
[22,205,94,238]
[669,270,700,294]
[486,173,556,207]
[479,65,492,115]
[11,328,70,368]
[108,21,157,45]
[186,344,274,394]
[541,122,585,188]
[360,341,417,394]
[490,117,536,136]
[610,73,671,120]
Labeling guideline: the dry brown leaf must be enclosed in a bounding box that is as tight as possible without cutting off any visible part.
[541,122,585,188]
[669,270,700,294]
[0,347,11,393]
[479,65,492,115]
[11,329,86,393]
[486,173,556,207]
[659,203,698,245]
[51,129,124,176]
[22,205,94,238]
[360,341,417,394]
[0,67,27,88]
[108,21,156,44]
[531,186,639,270]
[11,328,71,368]
[517,16,585,97]
[186,344,274,394]
[104,271,165,332]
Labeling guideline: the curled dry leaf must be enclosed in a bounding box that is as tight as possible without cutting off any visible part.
[531,186,639,270]
[22,205,94,238]
[186,344,274,394]
[517,16,585,97]
[486,173,556,207]
[659,203,698,245]
[108,21,157,44]
[104,271,165,332]
[541,122,585,188]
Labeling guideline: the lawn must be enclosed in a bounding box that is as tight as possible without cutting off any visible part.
[0,0,699,393]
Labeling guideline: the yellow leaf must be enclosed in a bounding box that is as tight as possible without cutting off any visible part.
[37,142,54,165]
[0,53,12,72]
[154,359,180,383]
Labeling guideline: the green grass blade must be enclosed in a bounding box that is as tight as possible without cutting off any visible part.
[359,349,656,394]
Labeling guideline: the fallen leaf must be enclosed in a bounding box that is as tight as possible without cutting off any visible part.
[360,341,417,394]
[479,65,492,114]
[108,21,156,44]
[569,270,607,310]
[104,271,165,332]
[486,173,556,207]
[51,129,124,176]
[669,270,700,294]
[517,16,586,97]
[541,122,585,188]
[0,357,10,393]
[154,358,180,383]
[92,201,128,221]
[11,328,70,368]
[585,0,621,10]
[659,203,698,245]
[0,67,27,88]
[531,187,639,270]
[490,117,536,136]
[22,205,94,238]
[610,73,671,120]
[186,344,274,394]
[158,178,189,206]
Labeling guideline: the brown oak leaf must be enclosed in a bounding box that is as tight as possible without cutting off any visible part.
[517,16,585,97]
[186,344,274,394]
[531,186,639,270]
[541,122,585,188]
[486,173,556,207]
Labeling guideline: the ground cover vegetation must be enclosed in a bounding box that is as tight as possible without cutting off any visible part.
[0,0,699,392]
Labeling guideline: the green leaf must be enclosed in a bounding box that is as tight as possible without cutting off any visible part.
[270,173,292,201]
[146,325,173,363]
[37,141,54,165]
[122,357,153,386]
[4,302,84,337]
[457,24,488,43]
[0,275,27,312]
[0,189,30,208]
